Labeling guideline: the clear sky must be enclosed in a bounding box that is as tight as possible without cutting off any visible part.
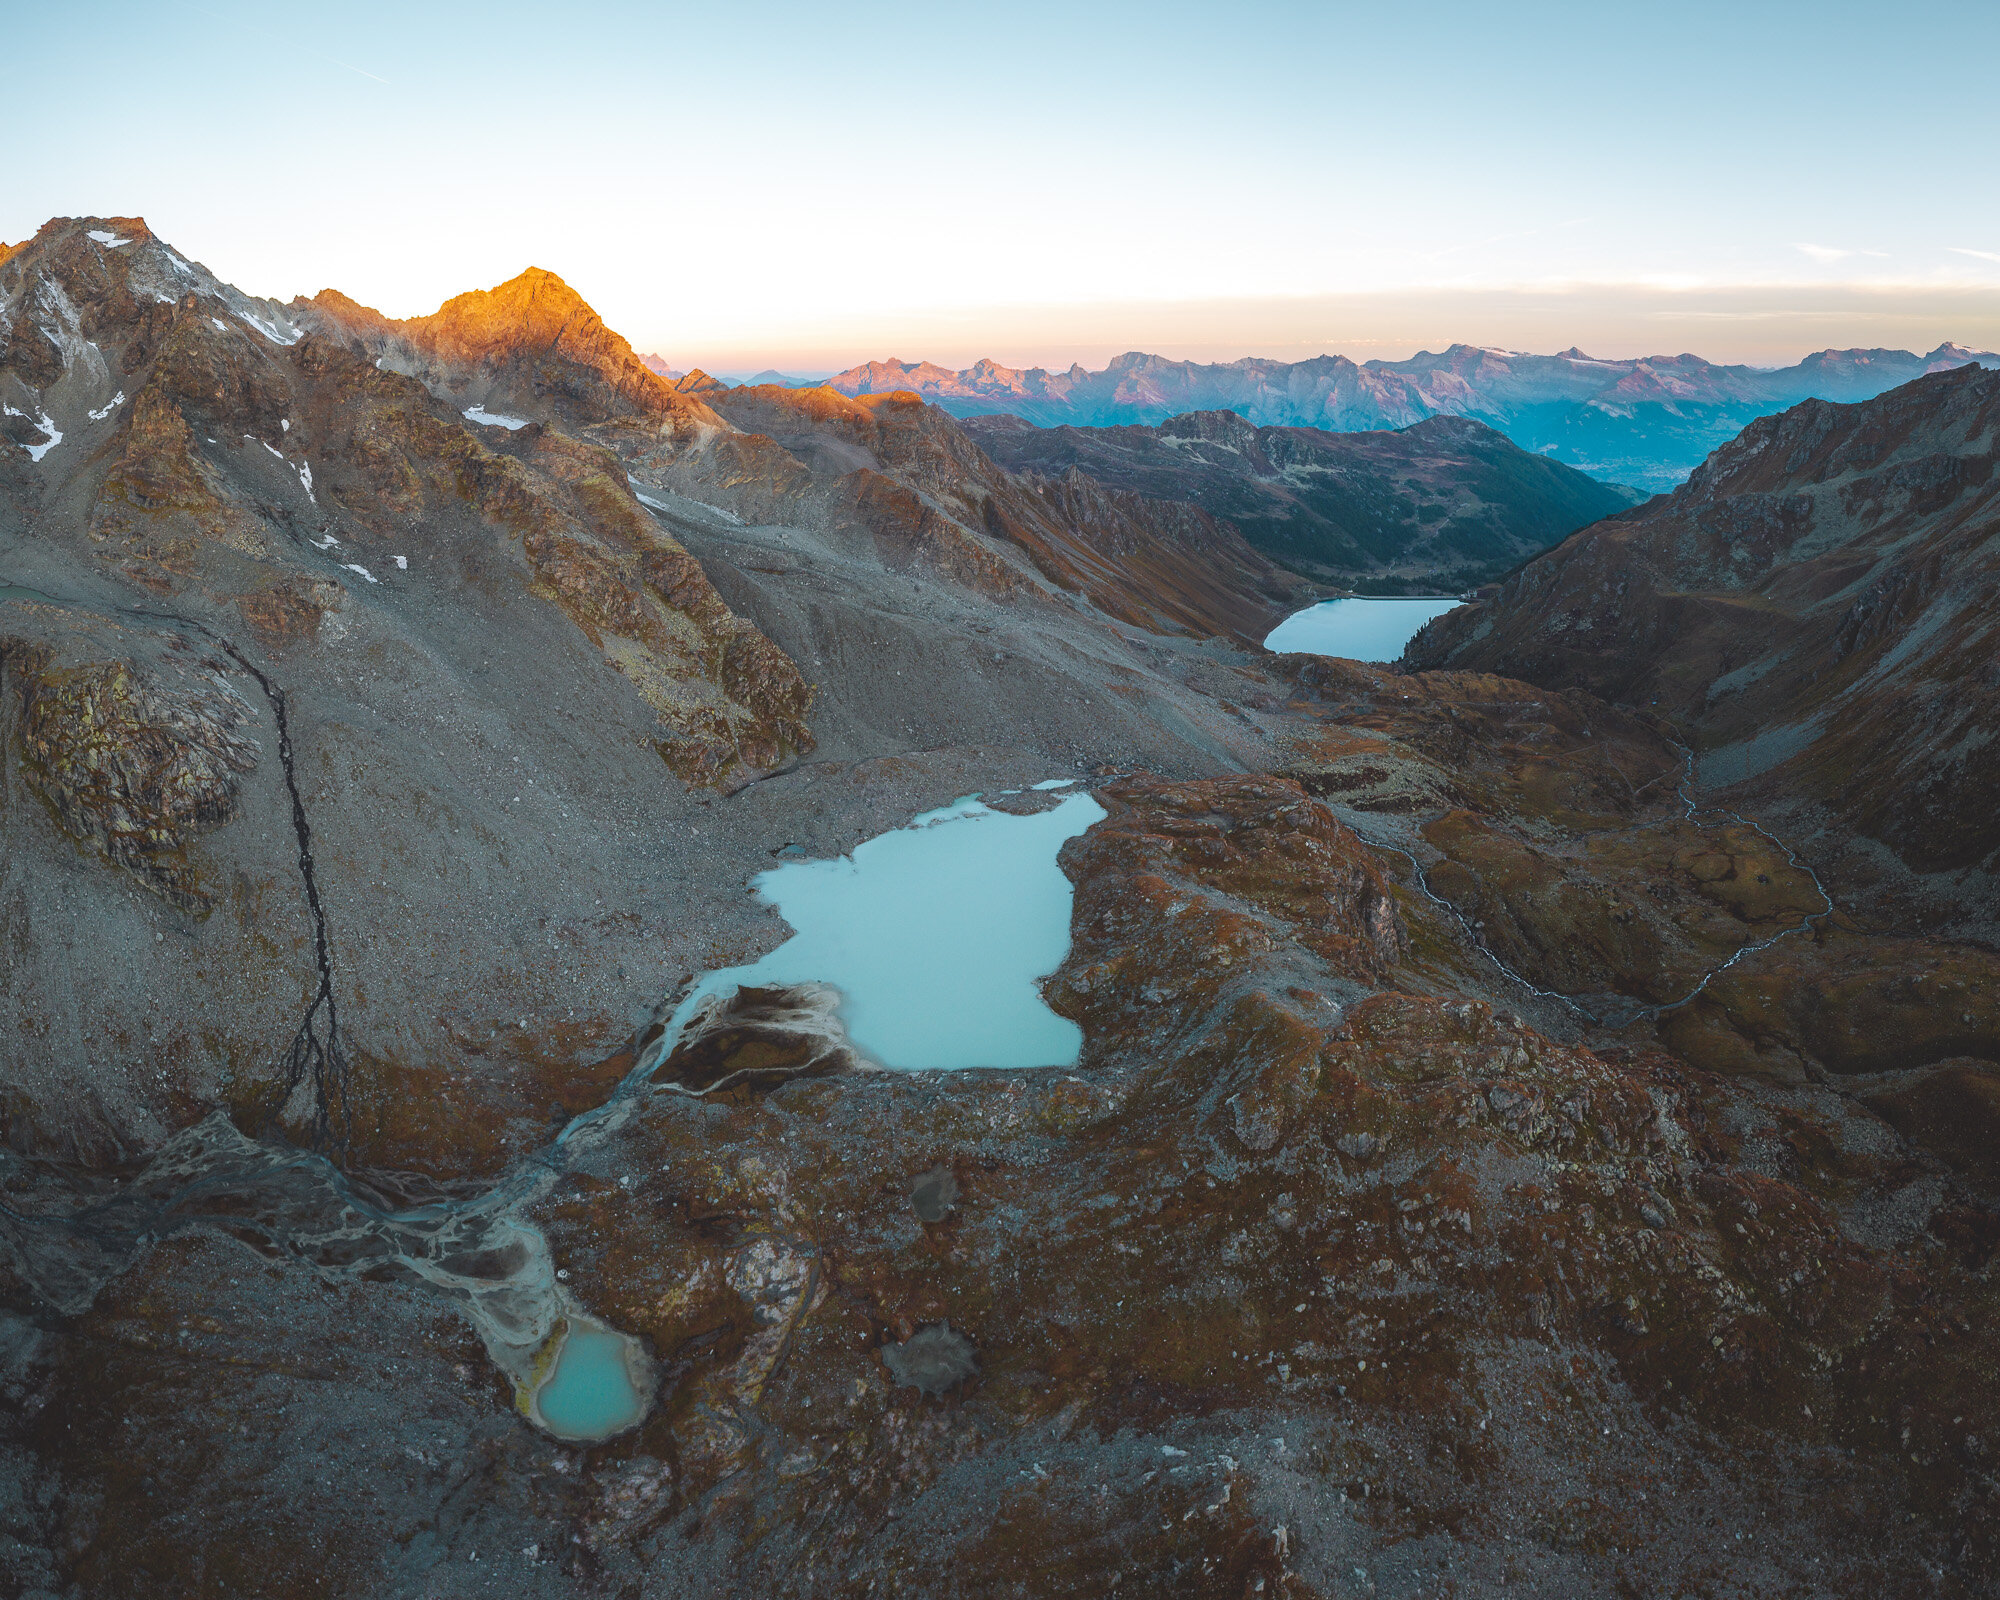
[11,1,2000,370]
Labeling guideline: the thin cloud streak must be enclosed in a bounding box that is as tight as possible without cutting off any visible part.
[1795,243,1889,263]
[322,54,390,85]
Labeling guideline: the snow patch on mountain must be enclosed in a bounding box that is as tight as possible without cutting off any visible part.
[4,405,63,462]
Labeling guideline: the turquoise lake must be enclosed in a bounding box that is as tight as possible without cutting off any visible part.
[662,787,1107,1071]
[1264,597,1464,661]
[533,1324,648,1440]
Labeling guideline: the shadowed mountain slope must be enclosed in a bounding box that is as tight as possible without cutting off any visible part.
[1408,364,2000,937]
[678,383,1303,643]
[967,408,1639,591]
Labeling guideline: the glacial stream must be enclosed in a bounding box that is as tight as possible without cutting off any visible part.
[1360,743,1838,1030]
[0,784,1105,1442]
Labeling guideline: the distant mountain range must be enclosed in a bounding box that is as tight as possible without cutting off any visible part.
[966,409,1635,592]
[639,354,831,389]
[820,344,2000,492]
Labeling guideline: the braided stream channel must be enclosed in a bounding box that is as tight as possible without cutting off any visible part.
[0,783,1105,1441]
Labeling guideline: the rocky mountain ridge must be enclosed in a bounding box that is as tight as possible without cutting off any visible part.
[1409,363,2000,941]
[967,408,1639,591]
[822,342,2000,492]
[0,212,1301,1155]
[291,286,1302,648]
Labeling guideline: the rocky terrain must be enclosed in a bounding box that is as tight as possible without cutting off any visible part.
[826,344,2000,493]
[0,214,1306,1155]
[0,216,1995,1599]
[1409,364,2000,942]
[966,409,1637,591]
[654,381,1305,647]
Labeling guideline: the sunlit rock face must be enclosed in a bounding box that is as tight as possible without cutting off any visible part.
[0,219,815,794]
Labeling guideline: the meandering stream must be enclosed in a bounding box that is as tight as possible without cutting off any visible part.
[1358,743,1838,1030]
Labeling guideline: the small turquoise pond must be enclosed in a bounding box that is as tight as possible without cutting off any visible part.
[533,1325,648,1440]
[666,787,1107,1070]
[1264,597,1464,661]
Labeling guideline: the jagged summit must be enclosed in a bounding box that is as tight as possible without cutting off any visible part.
[296,266,708,430]
[300,285,398,341]
[824,338,2000,491]
[403,266,590,354]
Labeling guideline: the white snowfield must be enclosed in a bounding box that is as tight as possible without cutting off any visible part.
[237,308,301,347]
[463,405,529,430]
[3,405,63,462]
[343,563,379,584]
[86,231,132,247]
[88,392,127,422]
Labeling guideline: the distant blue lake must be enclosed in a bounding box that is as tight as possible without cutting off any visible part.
[1264,597,1464,662]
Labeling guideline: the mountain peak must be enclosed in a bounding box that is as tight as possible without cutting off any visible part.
[3,214,173,280]
[412,266,591,344]
[392,268,694,425]
[301,287,399,341]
